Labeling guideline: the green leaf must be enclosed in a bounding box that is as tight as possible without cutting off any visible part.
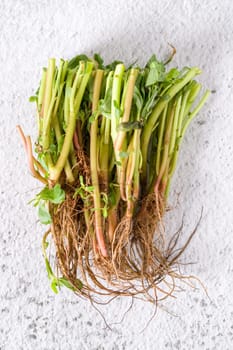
[105,60,123,70]
[38,204,52,225]
[146,68,159,87]
[165,68,180,82]
[141,87,159,120]
[94,53,104,68]
[68,54,89,69]
[58,277,74,290]
[37,184,65,204]
[145,55,165,86]
[58,277,83,291]
[51,279,59,294]
[29,95,38,103]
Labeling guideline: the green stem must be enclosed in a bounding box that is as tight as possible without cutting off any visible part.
[103,71,113,144]
[169,90,210,179]
[154,100,175,192]
[141,67,202,182]
[111,64,125,143]
[38,68,47,114]
[183,82,201,117]
[52,115,74,183]
[99,73,113,190]
[90,69,108,257]
[155,105,168,176]
[114,68,138,151]
[42,58,56,151]
[182,90,210,135]
[168,95,182,158]
[50,62,93,182]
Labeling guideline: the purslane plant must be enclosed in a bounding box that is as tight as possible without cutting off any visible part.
[17,52,210,302]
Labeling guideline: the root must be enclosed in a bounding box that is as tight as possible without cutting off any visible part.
[44,187,203,308]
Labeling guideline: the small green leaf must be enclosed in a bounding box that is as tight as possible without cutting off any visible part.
[146,68,159,87]
[59,277,83,291]
[165,68,180,82]
[94,53,104,68]
[105,60,123,70]
[51,279,59,294]
[58,277,74,289]
[29,95,38,102]
[145,55,165,86]
[38,204,52,225]
[68,54,89,69]
[37,184,65,204]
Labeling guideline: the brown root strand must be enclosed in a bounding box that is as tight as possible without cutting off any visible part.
[45,186,203,306]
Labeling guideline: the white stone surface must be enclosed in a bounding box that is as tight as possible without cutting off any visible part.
[0,0,233,349]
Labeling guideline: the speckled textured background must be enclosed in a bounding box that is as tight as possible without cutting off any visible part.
[1,0,233,349]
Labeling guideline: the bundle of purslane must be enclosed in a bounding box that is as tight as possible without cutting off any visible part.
[17,52,209,302]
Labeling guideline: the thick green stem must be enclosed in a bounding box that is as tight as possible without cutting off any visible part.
[154,101,175,192]
[183,82,201,117]
[52,114,74,183]
[155,105,168,176]
[38,67,47,118]
[182,90,210,135]
[113,68,138,201]
[90,69,108,258]
[169,90,210,179]
[104,71,113,144]
[141,67,202,183]
[168,95,182,158]
[99,73,114,191]
[125,129,141,217]
[114,68,138,151]
[50,62,93,182]
[42,58,56,151]
[164,90,210,197]
[111,64,125,143]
